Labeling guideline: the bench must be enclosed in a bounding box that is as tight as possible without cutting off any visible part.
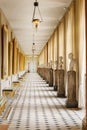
[18,77,24,81]
[12,81,20,87]
[2,87,15,97]
[0,97,6,115]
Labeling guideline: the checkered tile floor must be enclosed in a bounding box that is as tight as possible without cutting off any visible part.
[0,73,85,130]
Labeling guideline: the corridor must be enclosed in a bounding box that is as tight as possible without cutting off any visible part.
[0,73,85,130]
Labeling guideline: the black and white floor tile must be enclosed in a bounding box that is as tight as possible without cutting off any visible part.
[0,73,85,130]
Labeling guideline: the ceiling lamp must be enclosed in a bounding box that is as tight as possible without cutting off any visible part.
[32,0,43,29]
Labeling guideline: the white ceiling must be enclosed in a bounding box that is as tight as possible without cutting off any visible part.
[0,0,72,56]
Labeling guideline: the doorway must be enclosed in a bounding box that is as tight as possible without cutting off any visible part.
[29,61,37,73]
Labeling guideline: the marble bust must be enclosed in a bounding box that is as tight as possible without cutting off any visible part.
[50,60,53,69]
[68,53,76,71]
[48,61,53,68]
[58,56,63,69]
[54,60,58,70]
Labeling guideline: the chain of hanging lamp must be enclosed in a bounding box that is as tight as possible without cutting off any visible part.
[32,32,35,61]
[32,0,43,59]
[32,0,43,29]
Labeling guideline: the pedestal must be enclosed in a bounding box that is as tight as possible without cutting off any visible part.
[49,68,53,86]
[53,69,57,91]
[57,69,65,97]
[45,68,48,83]
[82,117,87,130]
[66,71,78,108]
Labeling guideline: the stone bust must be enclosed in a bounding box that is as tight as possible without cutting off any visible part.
[54,60,58,70]
[48,61,53,68]
[50,60,53,68]
[58,56,63,69]
[48,62,50,68]
[68,53,76,71]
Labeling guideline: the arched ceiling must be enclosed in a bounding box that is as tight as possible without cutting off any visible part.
[0,0,72,56]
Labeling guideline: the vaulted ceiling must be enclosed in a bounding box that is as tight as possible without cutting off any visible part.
[0,0,72,56]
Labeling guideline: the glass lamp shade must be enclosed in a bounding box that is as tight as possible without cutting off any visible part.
[32,18,40,28]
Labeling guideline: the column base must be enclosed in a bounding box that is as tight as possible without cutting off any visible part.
[82,117,87,130]
[49,84,53,87]
[57,93,66,98]
[66,100,78,108]
[54,86,57,91]
[46,81,49,84]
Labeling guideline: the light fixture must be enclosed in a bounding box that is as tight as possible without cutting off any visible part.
[32,0,43,29]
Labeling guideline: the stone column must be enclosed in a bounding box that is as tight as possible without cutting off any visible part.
[82,1,87,128]
[66,71,78,108]
[82,74,87,130]
[53,69,57,91]
[57,69,65,97]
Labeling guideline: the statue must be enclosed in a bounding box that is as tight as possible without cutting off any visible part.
[68,53,76,71]
[55,60,58,69]
[48,61,53,68]
[49,60,53,68]
[53,60,58,70]
[48,62,50,68]
[58,56,63,69]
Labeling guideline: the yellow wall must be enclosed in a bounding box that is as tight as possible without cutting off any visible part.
[48,40,51,64]
[0,9,26,78]
[59,19,64,58]
[53,29,58,62]
[65,2,76,71]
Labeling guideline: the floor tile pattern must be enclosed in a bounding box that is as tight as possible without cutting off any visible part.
[0,73,85,130]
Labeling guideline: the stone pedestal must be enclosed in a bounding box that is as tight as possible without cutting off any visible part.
[49,68,53,86]
[66,71,78,108]
[82,117,87,130]
[46,68,49,84]
[53,69,57,91]
[57,69,65,97]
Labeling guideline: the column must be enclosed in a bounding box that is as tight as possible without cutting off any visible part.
[82,0,87,129]
[0,12,1,96]
[66,71,78,108]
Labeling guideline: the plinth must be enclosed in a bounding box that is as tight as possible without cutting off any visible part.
[53,69,57,91]
[57,69,65,97]
[49,68,53,86]
[82,117,87,130]
[66,71,78,108]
